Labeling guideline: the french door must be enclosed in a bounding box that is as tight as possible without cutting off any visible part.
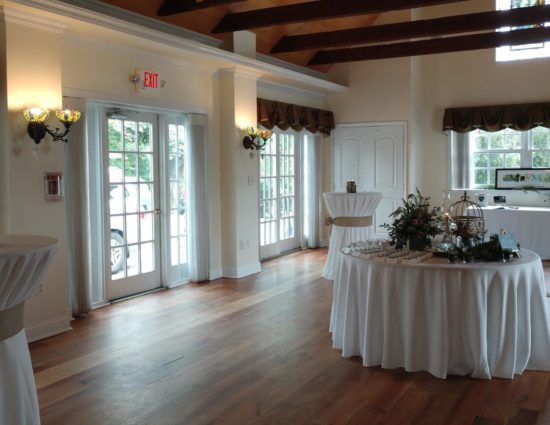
[259,131,301,259]
[103,109,188,300]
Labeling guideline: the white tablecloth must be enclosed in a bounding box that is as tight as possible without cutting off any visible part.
[0,235,59,425]
[322,192,382,280]
[330,250,550,379]
[482,206,550,260]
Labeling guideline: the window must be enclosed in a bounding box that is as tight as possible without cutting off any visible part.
[469,127,550,188]
[496,0,550,62]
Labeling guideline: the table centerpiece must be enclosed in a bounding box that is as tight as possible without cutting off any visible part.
[382,189,441,251]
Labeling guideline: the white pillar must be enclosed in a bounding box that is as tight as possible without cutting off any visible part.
[219,68,262,277]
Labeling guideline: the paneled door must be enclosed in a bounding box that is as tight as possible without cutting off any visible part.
[259,131,301,259]
[333,123,405,238]
[103,111,161,300]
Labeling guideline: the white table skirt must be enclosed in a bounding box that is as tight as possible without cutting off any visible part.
[330,250,550,379]
[0,330,40,425]
[0,235,59,425]
[322,192,382,280]
[482,206,550,260]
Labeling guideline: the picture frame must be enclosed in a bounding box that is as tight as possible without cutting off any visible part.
[495,168,550,190]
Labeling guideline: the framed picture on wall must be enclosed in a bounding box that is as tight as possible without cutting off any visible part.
[495,168,550,190]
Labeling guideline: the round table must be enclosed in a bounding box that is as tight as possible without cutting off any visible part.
[0,235,59,425]
[330,249,550,379]
[322,192,382,280]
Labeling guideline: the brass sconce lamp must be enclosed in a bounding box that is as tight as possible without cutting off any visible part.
[242,127,272,150]
[23,107,81,144]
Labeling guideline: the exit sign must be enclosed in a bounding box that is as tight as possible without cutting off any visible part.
[134,69,162,95]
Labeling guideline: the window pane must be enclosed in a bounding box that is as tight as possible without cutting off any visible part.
[475,169,488,185]
[533,152,550,167]
[141,242,154,273]
[125,153,138,179]
[505,133,522,149]
[475,134,488,151]
[108,119,123,151]
[505,153,521,167]
[489,153,505,167]
[124,121,138,151]
[533,129,550,149]
[138,122,153,152]
[138,154,153,182]
[474,153,488,167]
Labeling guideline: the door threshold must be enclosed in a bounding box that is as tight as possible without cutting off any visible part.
[110,287,165,304]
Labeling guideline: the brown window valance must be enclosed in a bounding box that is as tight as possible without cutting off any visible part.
[443,102,550,133]
[257,98,335,135]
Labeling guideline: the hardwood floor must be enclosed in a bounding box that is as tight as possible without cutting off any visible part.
[30,249,550,425]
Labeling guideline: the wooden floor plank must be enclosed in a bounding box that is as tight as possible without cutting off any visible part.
[29,249,550,425]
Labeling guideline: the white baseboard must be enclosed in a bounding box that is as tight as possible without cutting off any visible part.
[166,280,189,289]
[26,315,73,343]
[223,262,262,279]
[320,239,329,247]
[209,267,223,280]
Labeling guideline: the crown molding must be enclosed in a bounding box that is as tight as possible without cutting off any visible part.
[218,67,263,80]
[9,0,348,94]
[61,31,217,76]
[257,79,327,100]
[0,5,67,33]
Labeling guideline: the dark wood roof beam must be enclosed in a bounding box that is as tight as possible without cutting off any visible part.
[213,0,471,33]
[308,26,550,64]
[158,0,245,16]
[273,4,550,53]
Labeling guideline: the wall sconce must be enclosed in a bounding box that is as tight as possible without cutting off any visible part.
[23,107,81,144]
[242,127,272,150]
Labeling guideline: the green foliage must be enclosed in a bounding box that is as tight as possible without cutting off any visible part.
[381,189,442,249]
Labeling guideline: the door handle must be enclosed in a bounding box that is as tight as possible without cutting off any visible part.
[154,208,161,215]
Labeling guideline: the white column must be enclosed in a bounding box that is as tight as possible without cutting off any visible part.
[219,68,262,278]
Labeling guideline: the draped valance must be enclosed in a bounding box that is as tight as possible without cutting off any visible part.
[443,102,550,133]
[257,98,335,135]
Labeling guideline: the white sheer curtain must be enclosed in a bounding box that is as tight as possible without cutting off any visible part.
[65,99,105,315]
[448,131,470,189]
[187,114,210,281]
[301,132,322,248]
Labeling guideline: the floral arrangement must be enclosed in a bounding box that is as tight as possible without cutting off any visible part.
[382,189,442,250]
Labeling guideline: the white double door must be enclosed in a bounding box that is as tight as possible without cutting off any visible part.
[332,123,406,239]
[103,110,189,300]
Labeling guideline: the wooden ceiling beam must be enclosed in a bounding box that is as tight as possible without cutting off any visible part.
[273,5,550,53]
[308,26,550,64]
[158,0,245,16]
[213,0,470,33]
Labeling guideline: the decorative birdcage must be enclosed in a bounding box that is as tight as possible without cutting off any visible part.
[447,191,485,240]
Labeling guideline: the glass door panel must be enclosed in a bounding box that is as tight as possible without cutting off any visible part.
[259,131,301,259]
[161,115,189,284]
[104,111,161,300]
